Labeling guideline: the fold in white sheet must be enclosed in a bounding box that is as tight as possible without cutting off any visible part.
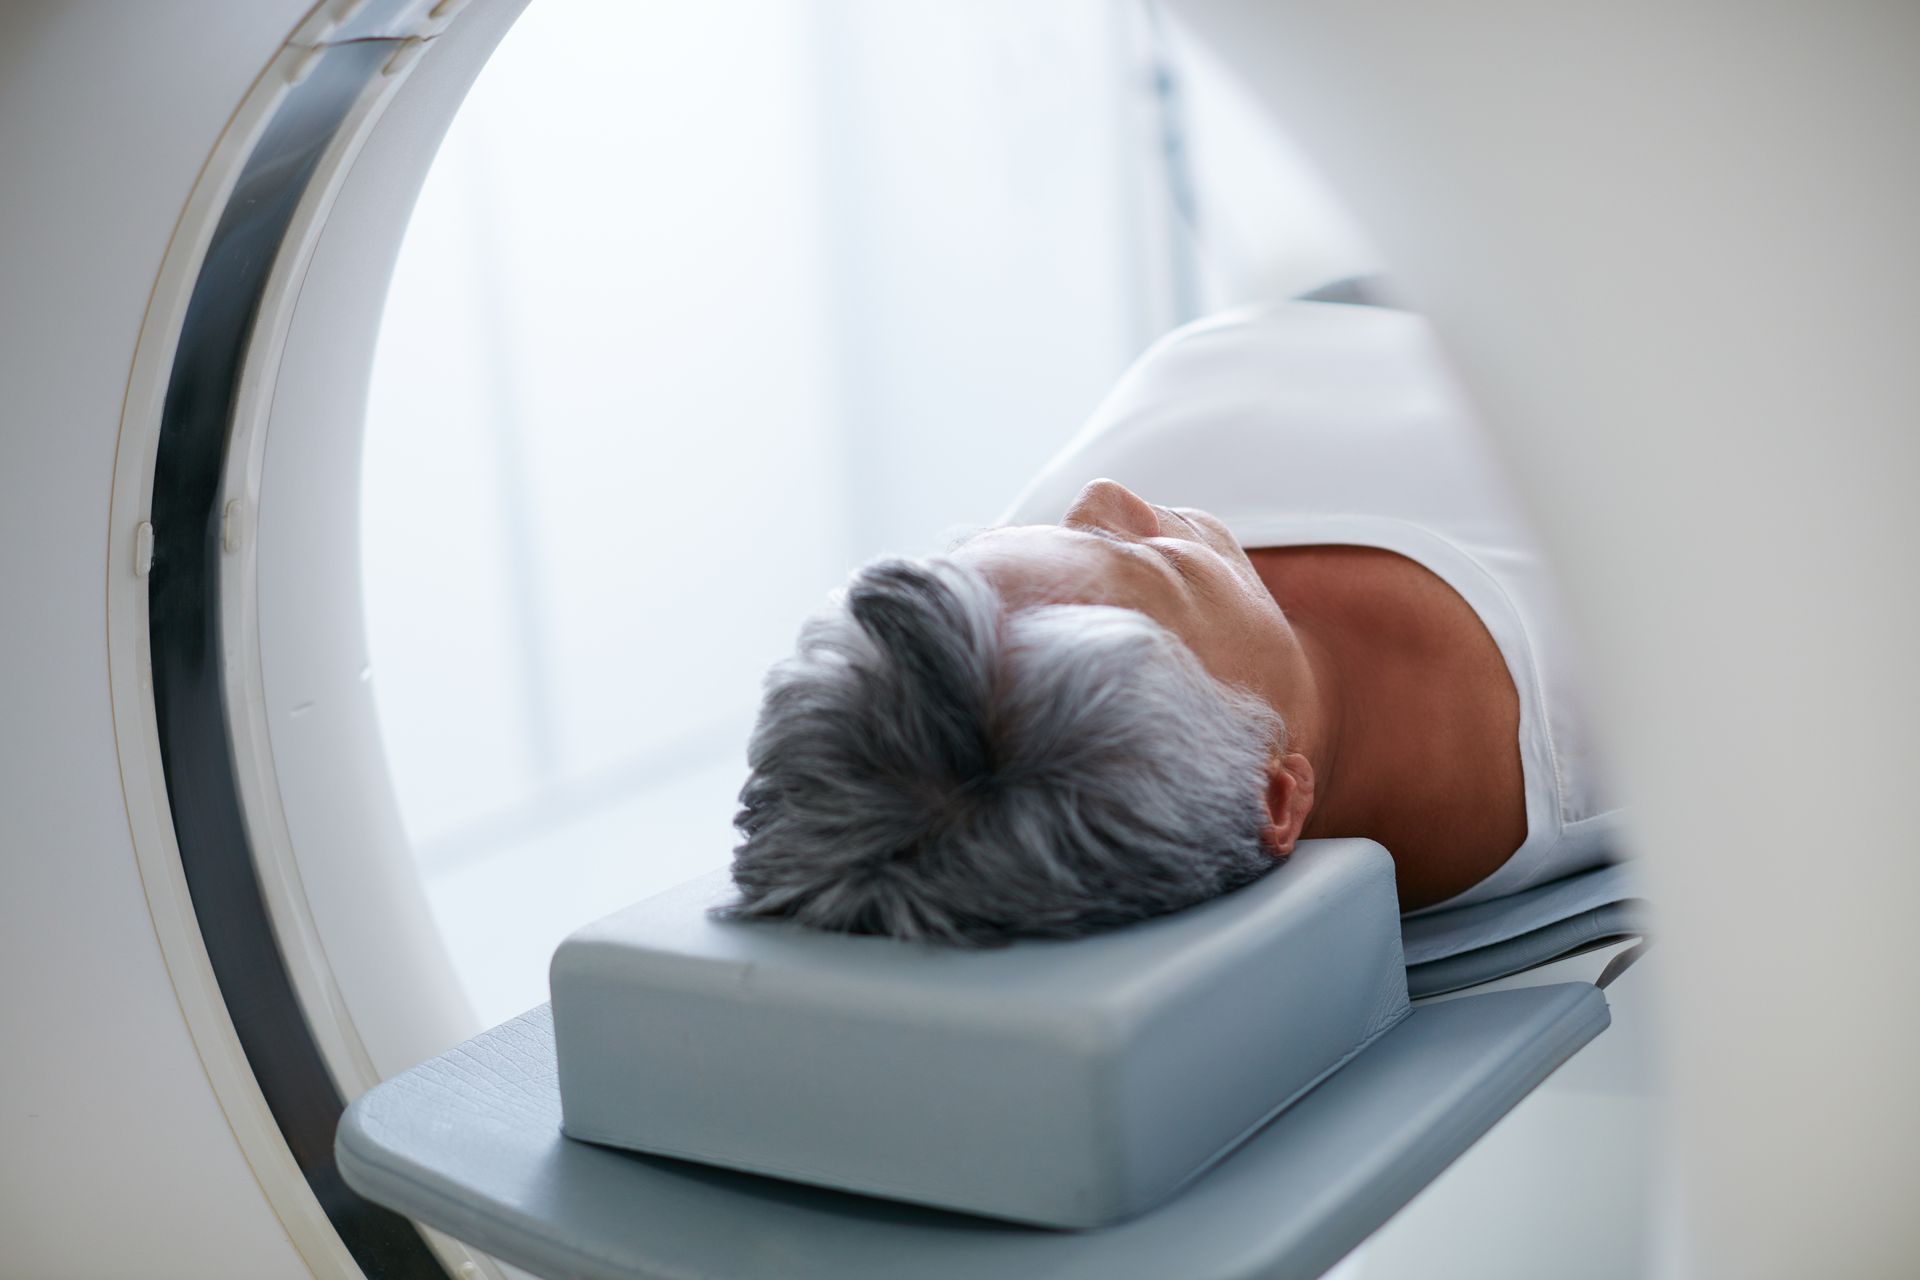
[1400,863,1640,968]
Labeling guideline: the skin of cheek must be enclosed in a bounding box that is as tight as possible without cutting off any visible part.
[1174,566,1298,705]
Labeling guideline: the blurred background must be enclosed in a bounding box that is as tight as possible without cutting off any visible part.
[361,0,1377,1024]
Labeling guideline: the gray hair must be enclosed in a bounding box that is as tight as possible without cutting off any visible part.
[726,557,1284,945]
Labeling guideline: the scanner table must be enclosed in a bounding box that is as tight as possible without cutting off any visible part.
[337,841,1612,1279]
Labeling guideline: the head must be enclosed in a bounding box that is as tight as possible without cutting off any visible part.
[726,479,1318,945]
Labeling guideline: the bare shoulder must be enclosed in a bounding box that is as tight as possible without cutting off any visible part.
[1248,543,1529,908]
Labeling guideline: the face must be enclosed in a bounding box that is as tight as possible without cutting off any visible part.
[952,479,1311,719]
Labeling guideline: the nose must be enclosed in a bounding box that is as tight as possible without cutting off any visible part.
[1063,478,1161,538]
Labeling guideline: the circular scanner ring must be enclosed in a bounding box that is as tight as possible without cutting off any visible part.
[105,1,525,1275]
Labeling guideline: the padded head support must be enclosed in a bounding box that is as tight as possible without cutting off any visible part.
[549,838,1409,1228]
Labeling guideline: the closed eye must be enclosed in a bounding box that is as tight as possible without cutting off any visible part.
[1148,538,1234,603]
[1069,526,1189,588]
[1072,525,1154,558]
[1146,537,1203,573]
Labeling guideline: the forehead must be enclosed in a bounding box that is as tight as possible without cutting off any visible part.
[954,524,1157,610]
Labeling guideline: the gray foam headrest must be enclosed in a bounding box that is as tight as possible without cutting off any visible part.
[549,837,1409,1228]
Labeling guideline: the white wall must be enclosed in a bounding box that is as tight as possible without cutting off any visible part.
[362,0,1374,1022]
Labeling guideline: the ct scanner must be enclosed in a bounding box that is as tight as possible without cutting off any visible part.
[1,1,1915,1277]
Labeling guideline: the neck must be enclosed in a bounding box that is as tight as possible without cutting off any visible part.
[1248,544,1531,904]
[1249,545,1395,845]
[1287,612,1354,842]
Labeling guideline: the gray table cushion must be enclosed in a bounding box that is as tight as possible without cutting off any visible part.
[549,839,1410,1228]
[338,983,1608,1280]
[1402,864,1648,998]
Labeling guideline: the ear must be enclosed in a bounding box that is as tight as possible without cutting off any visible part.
[1260,751,1316,857]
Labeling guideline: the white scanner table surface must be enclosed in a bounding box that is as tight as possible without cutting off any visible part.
[548,839,1409,1227]
[337,984,1607,1280]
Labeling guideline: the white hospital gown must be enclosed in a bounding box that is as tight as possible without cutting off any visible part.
[1003,301,1623,908]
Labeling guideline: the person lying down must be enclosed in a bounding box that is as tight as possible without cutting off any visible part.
[728,301,1622,944]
